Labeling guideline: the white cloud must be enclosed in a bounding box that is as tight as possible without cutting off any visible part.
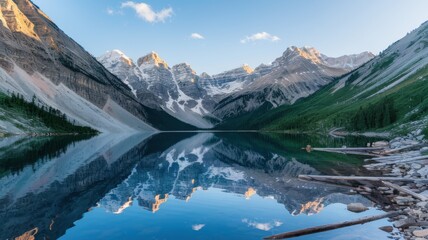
[190,33,205,40]
[192,224,205,231]
[241,32,280,44]
[242,219,283,231]
[121,1,173,23]
[107,8,115,15]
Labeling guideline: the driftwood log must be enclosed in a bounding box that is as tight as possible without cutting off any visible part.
[382,181,428,201]
[264,211,401,239]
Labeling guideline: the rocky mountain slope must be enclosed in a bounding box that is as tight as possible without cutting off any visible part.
[0,0,194,133]
[225,21,428,132]
[211,47,373,119]
[99,51,215,128]
[100,47,373,128]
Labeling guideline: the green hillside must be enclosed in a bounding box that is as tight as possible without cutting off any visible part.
[218,65,428,134]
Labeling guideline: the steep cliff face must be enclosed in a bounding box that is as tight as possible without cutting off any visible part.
[0,0,195,132]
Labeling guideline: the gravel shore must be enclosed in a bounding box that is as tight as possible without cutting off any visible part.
[364,129,428,239]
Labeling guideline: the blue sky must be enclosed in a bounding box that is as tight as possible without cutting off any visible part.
[33,0,428,74]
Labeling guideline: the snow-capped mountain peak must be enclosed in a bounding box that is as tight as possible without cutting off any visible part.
[98,50,134,67]
[137,51,169,69]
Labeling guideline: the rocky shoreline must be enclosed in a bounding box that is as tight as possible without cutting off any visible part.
[363,129,428,240]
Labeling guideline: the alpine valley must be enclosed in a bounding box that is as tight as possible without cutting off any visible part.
[0,0,426,137]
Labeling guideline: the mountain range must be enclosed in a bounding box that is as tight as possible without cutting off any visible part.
[98,47,373,128]
[0,0,426,134]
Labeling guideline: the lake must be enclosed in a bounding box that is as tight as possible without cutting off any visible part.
[0,132,398,240]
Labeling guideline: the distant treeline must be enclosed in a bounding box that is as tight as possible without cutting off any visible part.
[0,93,97,133]
[352,97,397,130]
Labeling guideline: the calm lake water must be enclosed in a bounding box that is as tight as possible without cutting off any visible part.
[0,132,398,240]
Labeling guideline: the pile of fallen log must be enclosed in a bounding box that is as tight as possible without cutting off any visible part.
[280,137,428,239]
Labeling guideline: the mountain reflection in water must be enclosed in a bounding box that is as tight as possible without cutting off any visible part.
[0,132,392,240]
